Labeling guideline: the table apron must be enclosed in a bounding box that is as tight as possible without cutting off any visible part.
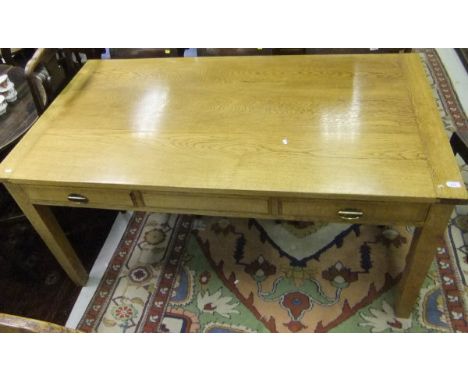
[19,184,431,226]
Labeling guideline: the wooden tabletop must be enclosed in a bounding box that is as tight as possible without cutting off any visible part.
[0,54,465,203]
[0,64,38,152]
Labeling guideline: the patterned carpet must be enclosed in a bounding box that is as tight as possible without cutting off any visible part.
[77,50,468,332]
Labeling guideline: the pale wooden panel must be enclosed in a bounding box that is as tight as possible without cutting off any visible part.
[142,191,270,215]
[41,56,417,135]
[3,130,435,202]
[402,54,467,202]
[0,54,462,203]
[280,198,429,225]
[26,185,134,208]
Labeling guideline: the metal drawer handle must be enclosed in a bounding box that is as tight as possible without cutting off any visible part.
[338,209,364,220]
[67,193,89,204]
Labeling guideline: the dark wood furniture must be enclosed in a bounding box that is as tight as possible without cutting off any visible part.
[62,49,105,73]
[0,65,38,152]
[450,131,468,164]
[69,48,104,60]
[271,48,306,55]
[1,49,36,67]
[0,64,39,233]
[0,48,15,64]
[25,48,77,115]
[196,48,412,57]
[109,48,185,58]
[455,48,468,73]
[197,48,272,56]
[272,48,412,55]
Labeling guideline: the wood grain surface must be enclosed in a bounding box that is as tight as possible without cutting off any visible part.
[0,54,465,204]
[395,203,455,317]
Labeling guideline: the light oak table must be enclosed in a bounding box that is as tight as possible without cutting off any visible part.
[0,54,466,318]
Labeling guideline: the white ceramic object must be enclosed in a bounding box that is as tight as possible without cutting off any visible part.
[0,74,9,90]
[5,87,17,102]
[0,94,7,116]
[0,81,10,94]
[0,79,17,102]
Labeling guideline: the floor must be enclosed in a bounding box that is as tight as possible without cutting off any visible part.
[0,192,117,324]
[66,212,132,326]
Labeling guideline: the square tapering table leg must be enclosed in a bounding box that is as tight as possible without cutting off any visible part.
[4,183,88,286]
[395,203,454,318]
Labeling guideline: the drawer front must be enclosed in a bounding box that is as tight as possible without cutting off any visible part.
[280,199,429,225]
[25,185,134,208]
[142,191,270,216]
[23,184,429,225]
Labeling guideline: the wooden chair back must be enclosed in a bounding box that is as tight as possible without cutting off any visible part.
[0,313,80,333]
[25,48,77,115]
[64,48,105,72]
